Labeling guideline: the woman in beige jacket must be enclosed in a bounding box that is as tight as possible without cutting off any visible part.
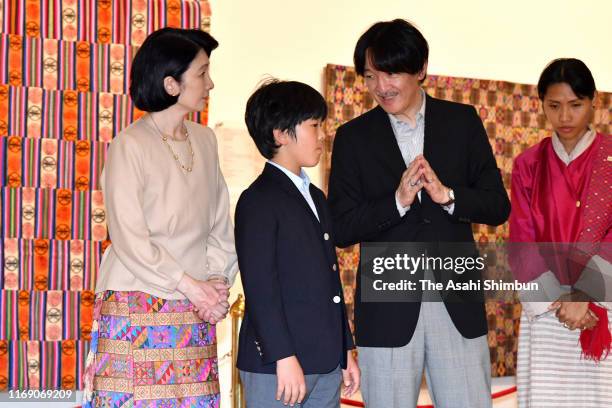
[83,28,237,408]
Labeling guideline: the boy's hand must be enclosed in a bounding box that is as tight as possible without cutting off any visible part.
[276,356,306,406]
[342,351,360,397]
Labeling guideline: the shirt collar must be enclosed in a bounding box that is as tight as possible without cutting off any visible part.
[388,88,426,128]
[267,160,311,192]
[551,128,596,165]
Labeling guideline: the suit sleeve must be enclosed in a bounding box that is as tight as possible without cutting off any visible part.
[343,308,355,350]
[450,107,511,226]
[328,126,402,248]
[235,191,295,364]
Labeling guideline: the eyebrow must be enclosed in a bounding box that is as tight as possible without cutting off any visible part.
[198,63,209,71]
[546,98,582,103]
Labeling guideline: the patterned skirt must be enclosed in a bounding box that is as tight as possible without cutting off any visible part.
[82,290,220,408]
[517,309,612,407]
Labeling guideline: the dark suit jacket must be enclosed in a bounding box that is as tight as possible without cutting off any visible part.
[235,163,354,374]
[328,94,511,347]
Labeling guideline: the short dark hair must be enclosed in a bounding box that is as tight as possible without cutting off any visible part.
[129,28,219,112]
[354,19,428,77]
[245,79,327,159]
[537,58,596,100]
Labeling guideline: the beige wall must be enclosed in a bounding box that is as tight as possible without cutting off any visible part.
[208,1,611,404]
[208,0,611,136]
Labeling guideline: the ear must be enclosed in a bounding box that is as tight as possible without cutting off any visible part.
[272,129,290,146]
[418,61,428,81]
[163,76,180,97]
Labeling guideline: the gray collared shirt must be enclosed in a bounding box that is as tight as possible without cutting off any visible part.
[388,90,454,216]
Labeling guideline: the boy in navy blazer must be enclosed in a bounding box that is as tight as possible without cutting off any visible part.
[235,80,359,407]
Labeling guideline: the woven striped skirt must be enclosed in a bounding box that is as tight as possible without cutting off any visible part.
[82,290,220,408]
[517,309,612,407]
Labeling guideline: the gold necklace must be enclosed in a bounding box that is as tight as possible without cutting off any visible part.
[149,115,194,173]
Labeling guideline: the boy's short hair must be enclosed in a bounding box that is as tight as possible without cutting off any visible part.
[245,79,327,159]
[354,19,428,78]
[130,28,218,112]
[537,58,596,101]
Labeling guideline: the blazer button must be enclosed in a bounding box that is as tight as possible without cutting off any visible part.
[333,295,341,304]
[323,233,330,241]
[422,218,431,224]
[332,264,337,271]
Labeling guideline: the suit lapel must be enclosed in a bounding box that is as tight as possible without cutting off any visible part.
[263,163,321,225]
[309,185,327,229]
[423,94,440,164]
[422,94,443,207]
[367,106,407,179]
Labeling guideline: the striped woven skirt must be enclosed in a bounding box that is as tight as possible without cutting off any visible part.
[517,309,612,407]
[82,290,220,408]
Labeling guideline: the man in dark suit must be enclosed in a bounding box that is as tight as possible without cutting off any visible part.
[235,80,359,408]
[328,19,510,408]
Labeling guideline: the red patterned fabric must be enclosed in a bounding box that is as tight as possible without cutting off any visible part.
[579,134,612,361]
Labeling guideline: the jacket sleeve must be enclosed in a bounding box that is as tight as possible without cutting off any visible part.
[449,107,511,226]
[235,190,296,364]
[328,126,403,248]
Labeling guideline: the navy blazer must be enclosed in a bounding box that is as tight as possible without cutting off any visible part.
[328,95,511,347]
[235,163,354,375]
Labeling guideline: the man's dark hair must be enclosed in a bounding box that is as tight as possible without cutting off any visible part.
[537,58,596,100]
[245,79,327,159]
[354,19,429,77]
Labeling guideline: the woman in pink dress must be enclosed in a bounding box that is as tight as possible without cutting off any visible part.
[510,58,611,407]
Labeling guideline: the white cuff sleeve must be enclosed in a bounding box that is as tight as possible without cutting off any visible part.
[519,270,569,321]
[442,203,455,215]
[395,191,410,217]
[574,255,612,306]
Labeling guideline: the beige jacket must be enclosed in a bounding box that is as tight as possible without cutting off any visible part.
[95,117,237,299]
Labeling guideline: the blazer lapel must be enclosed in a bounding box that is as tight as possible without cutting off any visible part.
[263,163,321,225]
[422,94,447,208]
[423,94,440,164]
[367,106,407,179]
[309,185,327,229]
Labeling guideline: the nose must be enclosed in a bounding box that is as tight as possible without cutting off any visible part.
[206,75,214,91]
[559,105,570,122]
[375,76,389,93]
[317,126,325,141]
